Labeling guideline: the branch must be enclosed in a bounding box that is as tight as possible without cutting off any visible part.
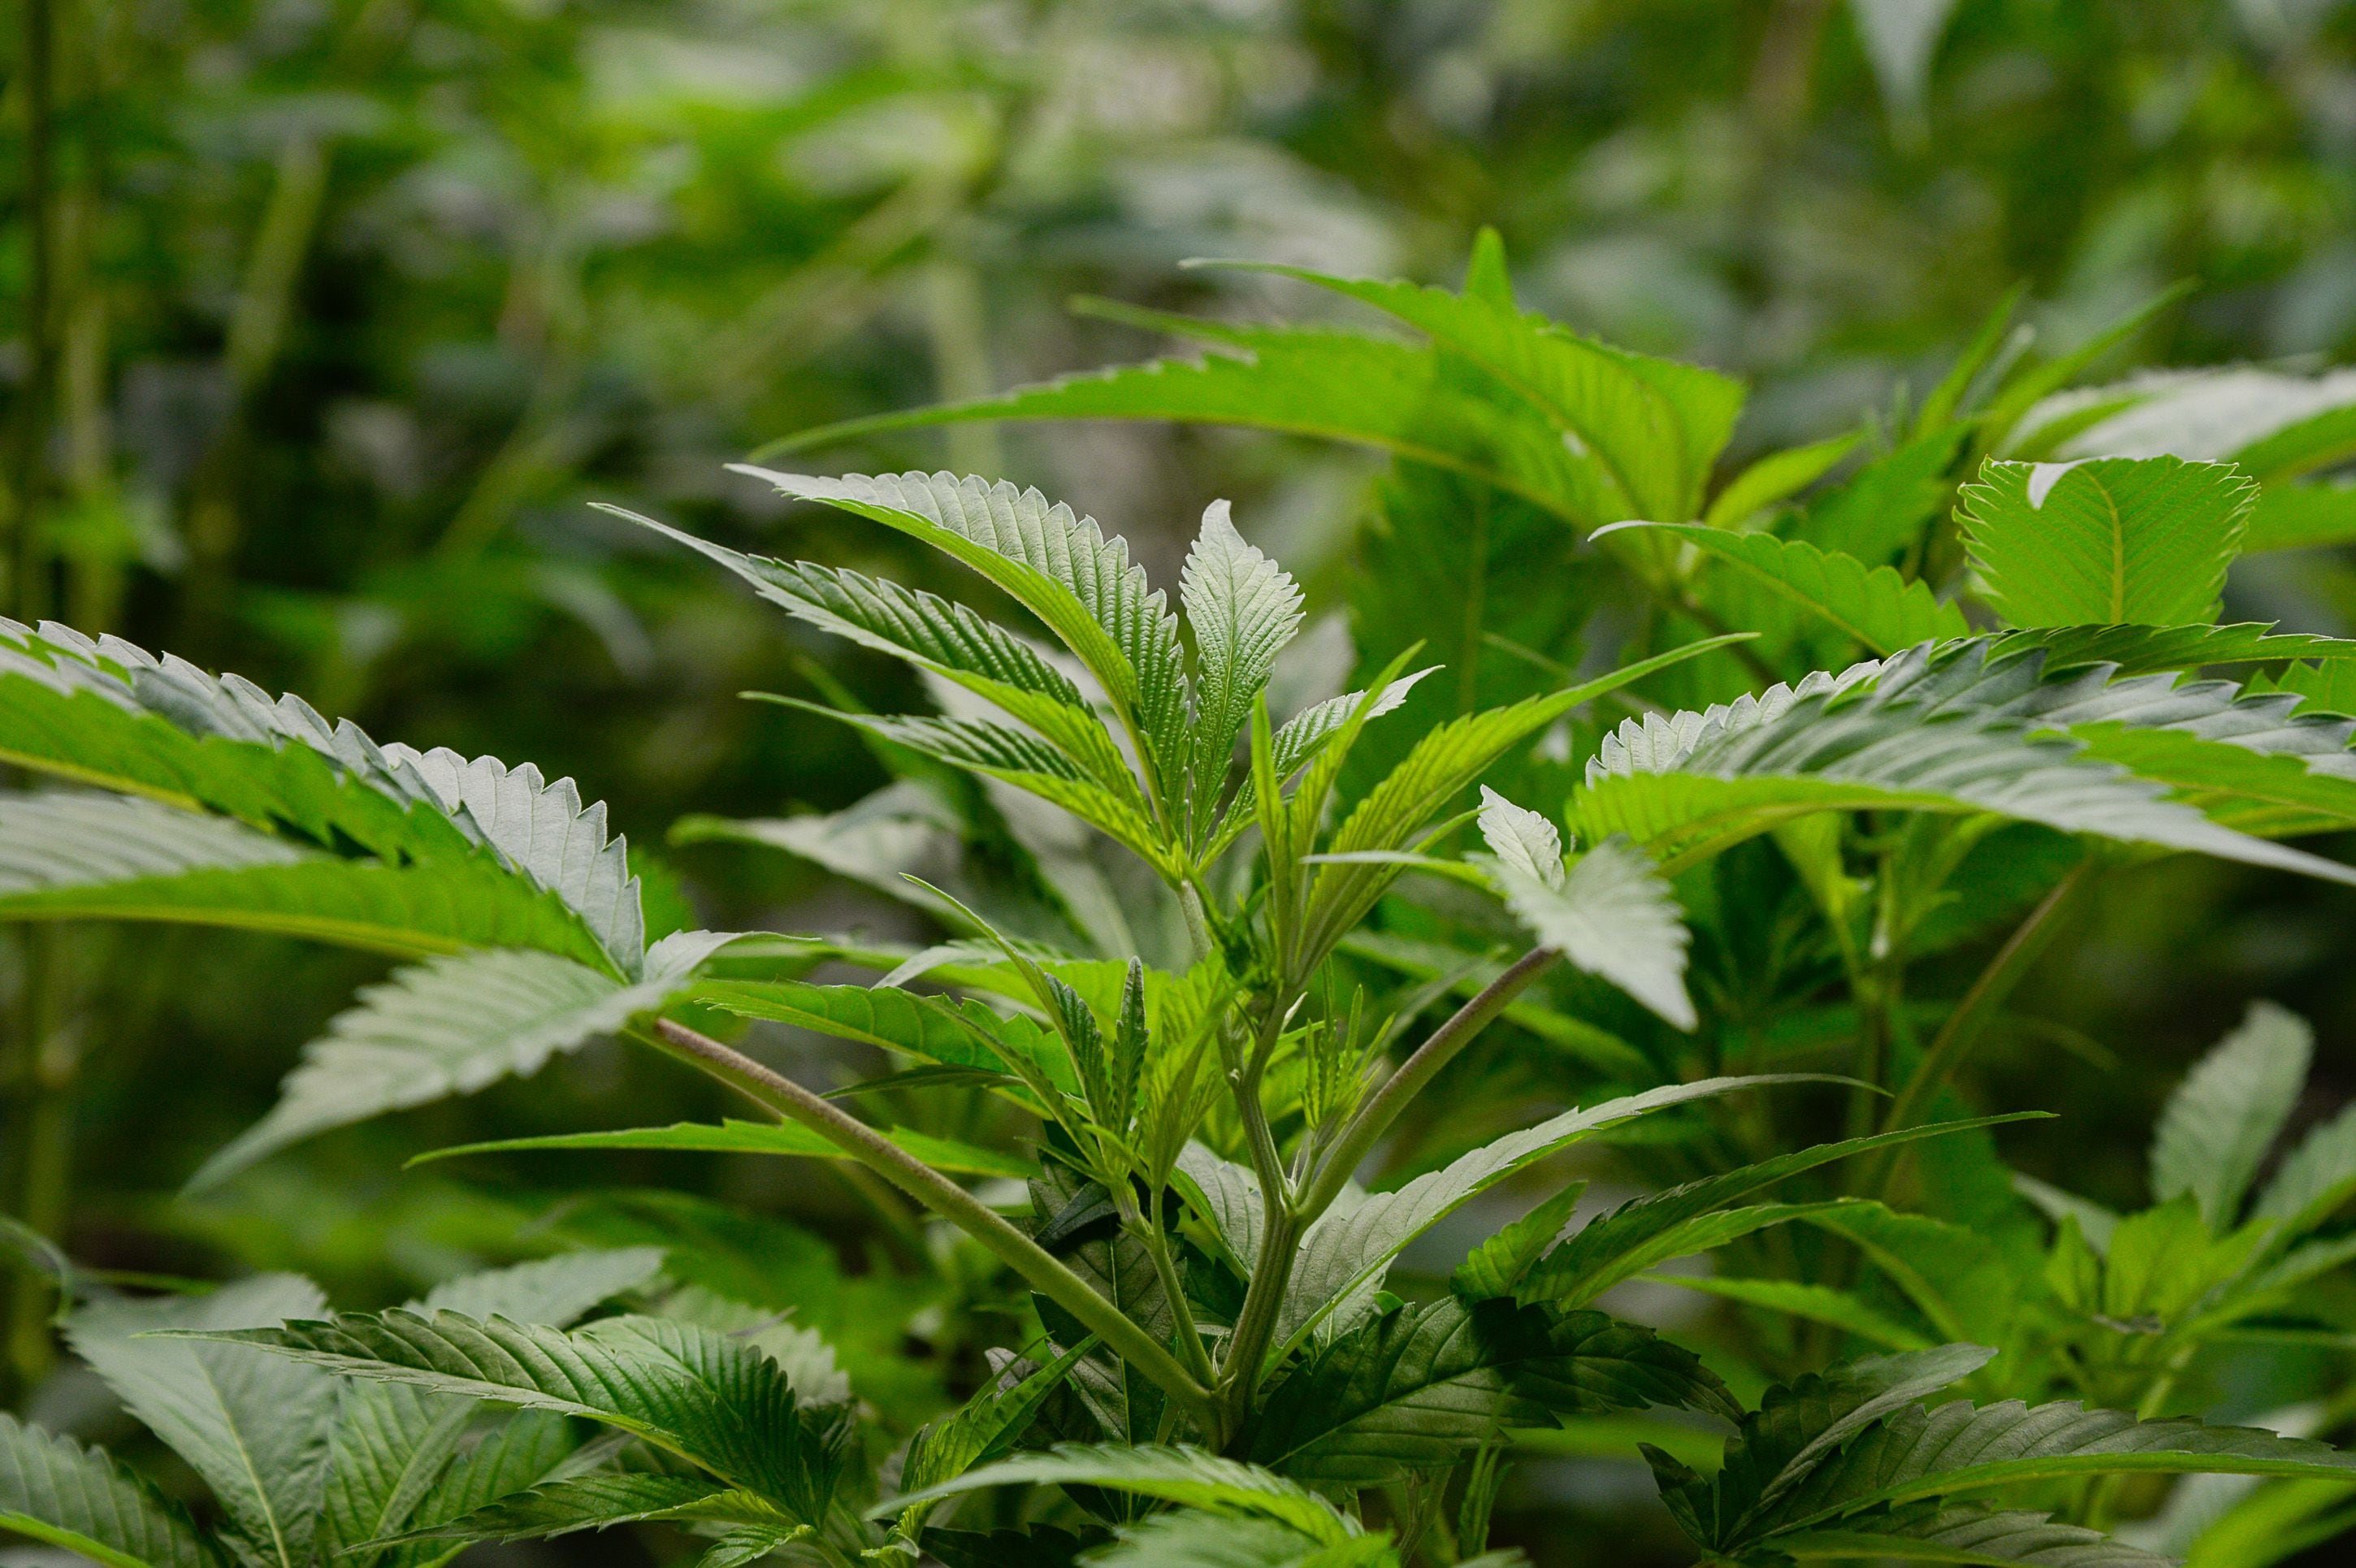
[1867,858,2094,1194]
[1297,946,1561,1220]
[643,1019,1216,1431]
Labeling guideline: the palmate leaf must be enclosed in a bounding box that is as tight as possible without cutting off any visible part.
[1275,1078,1796,1351]
[1301,635,1750,956]
[67,1275,341,1568]
[0,622,642,972]
[2016,365,2356,483]
[1512,1118,2037,1310]
[1956,457,2257,628]
[1987,623,2356,676]
[1180,500,1304,816]
[2251,1098,2356,1235]
[754,319,1620,530]
[1488,835,1695,1029]
[724,470,1189,795]
[0,790,607,965]
[1649,1276,1933,1354]
[373,1472,803,1546]
[774,700,1179,875]
[191,933,737,1189]
[175,1311,850,1523]
[1080,1511,1384,1568]
[2151,1002,2312,1231]
[318,1250,665,1568]
[1249,1298,1734,1485]
[874,1443,1358,1545]
[0,1410,217,1568]
[1474,786,1564,886]
[1798,1203,2020,1349]
[1613,522,1969,656]
[415,1115,1034,1179]
[377,1410,579,1568]
[1575,641,2356,881]
[1212,249,1745,522]
[1769,1501,2172,1566]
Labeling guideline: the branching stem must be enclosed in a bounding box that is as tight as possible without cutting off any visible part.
[643,1019,1217,1433]
[1300,946,1561,1219]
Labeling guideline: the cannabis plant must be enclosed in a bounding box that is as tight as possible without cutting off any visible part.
[12,232,2356,1562]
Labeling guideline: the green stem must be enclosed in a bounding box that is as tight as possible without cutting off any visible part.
[643,1019,1216,1431]
[1868,859,2094,1195]
[1141,1189,1219,1389]
[1299,946,1561,1220]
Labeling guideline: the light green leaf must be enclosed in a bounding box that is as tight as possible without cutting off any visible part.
[1799,1203,2019,1348]
[1489,835,1694,1029]
[1081,1511,1380,1568]
[2152,1002,2313,1230]
[377,1411,579,1568]
[691,977,1076,1098]
[1986,623,2356,675]
[1618,523,1968,655]
[1704,431,1863,529]
[2251,1100,2356,1235]
[873,1443,1357,1545]
[1518,1119,2038,1310]
[193,934,734,1189]
[414,1116,1033,1179]
[67,1275,340,1568]
[1474,786,1564,889]
[1957,457,2257,628]
[0,790,604,964]
[725,470,1188,791]
[1180,500,1304,815]
[1647,1276,1931,1352]
[0,1410,217,1568]
[1452,1181,1587,1302]
[1280,1078,1796,1349]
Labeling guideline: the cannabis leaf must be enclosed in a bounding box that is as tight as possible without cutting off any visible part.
[2150,1001,2312,1230]
[1957,457,2257,627]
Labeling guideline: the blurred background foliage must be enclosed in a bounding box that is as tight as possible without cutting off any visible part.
[11,0,2356,1561]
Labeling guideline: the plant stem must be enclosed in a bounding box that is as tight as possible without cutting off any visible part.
[1867,859,2093,1195]
[1211,1007,1301,1437]
[1299,946,1561,1219]
[642,1019,1217,1432]
[1141,1188,1219,1389]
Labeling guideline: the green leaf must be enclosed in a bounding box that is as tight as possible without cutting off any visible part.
[691,976,1077,1098]
[1180,500,1304,816]
[2151,1002,2313,1230]
[2251,1099,2356,1235]
[725,471,1188,792]
[1452,1180,1588,1302]
[171,1310,851,1522]
[1206,258,1745,522]
[1704,431,1863,529]
[1576,640,2356,884]
[1752,1395,2356,1548]
[753,320,1618,529]
[1249,1298,1734,1484]
[1956,457,2257,628]
[899,1339,1095,1518]
[1647,1276,1932,1353]
[1517,1118,2038,1310]
[0,1410,217,1568]
[1618,523,1968,655]
[1488,835,1695,1029]
[318,1250,665,1568]
[1650,1345,1998,1551]
[192,933,734,1189]
[1986,623,2356,676]
[373,1473,802,1546]
[67,1275,340,1568]
[376,1411,579,1568]
[1772,1502,2170,1566]
[0,790,605,964]
[1799,1203,2019,1348]
[1279,1077,1797,1349]
[1080,1511,1377,1568]
[414,1116,1033,1179]
[873,1443,1358,1545]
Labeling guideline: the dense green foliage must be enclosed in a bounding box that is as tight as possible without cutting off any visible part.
[13,2,2356,1565]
